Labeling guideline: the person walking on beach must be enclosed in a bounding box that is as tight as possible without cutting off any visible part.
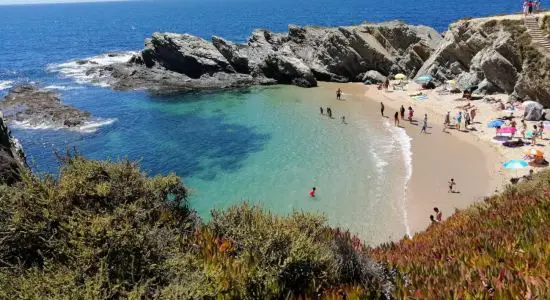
[464,111,471,130]
[408,106,414,122]
[421,113,428,133]
[521,119,527,138]
[538,121,544,138]
[394,111,399,126]
[400,105,405,120]
[528,0,534,14]
[336,88,342,100]
[380,102,385,117]
[341,115,346,124]
[443,111,450,132]
[434,207,442,222]
[384,78,390,91]
[524,0,529,15]
[456,111,462,131]
[320,107,324,115]
[448,178,456,193]
[327,107,332,118]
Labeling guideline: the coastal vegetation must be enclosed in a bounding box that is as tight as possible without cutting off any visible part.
[1,154,549,298]
[369,170,550,298]
[0,153,390,299]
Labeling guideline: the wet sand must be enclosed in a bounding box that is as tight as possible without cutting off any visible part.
[317,82,505,236]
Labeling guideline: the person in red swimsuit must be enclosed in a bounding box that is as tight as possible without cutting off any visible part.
[309,187,316,197]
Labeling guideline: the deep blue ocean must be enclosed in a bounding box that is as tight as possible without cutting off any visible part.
[0,0,517,243]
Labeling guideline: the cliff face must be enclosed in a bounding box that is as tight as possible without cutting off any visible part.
[416,15,550,106]
[93,21,441,91]
[0,115,26,185]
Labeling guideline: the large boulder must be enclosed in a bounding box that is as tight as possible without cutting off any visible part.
[212,36,251,74]
[523,101,544,121]
[363,70,386,84]
[261,52,317,87]
[142,33,235,78]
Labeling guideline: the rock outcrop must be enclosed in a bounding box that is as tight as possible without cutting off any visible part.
[0,85,92,128]
[416,16,550,107]
[87,21,441,92]
[0,116,26,185]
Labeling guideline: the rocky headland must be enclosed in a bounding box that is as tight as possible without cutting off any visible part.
[81,21,442,92]
[0,85,92,128]
[77,13,550,110]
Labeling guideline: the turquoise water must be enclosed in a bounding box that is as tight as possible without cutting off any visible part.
[1,0,520,243]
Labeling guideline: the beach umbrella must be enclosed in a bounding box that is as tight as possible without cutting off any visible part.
[488,119,504,128]
[503,159,529,177]
[415,75,433,82]
[524,148,544,157]
[394,73,406,80]
[446,79,457,85]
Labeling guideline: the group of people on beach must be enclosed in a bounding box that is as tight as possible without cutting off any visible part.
[386,102,429,134]
[442,106,477,133]
[523,0,542,15]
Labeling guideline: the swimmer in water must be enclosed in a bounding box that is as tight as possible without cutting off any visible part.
[309,187,316,197]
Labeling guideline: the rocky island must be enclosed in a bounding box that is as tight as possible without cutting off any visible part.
[0,85,92,128]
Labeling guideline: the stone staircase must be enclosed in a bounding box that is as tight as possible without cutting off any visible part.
[524,16,550,51]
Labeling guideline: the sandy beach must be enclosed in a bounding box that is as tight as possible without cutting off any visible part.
[316,81,530,235]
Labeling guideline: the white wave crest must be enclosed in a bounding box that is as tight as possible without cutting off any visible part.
[47,52,136,87]
[0,80,13,91]
[44,85,84,91]
[384,119,412,237]
[11,118,117,133]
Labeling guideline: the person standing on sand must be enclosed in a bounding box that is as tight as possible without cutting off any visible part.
[521,119,527,138]
[384,78,390,91]
[341,115,346,124]
[327,107,332,118]
[320,107,324,115]
[448,178,456,193]
[400,105,405,120]
[380,102,385,117]
[456,111,462,131]
[538,121,544,138]
[421,113,428,133]
[470,108,477,123]
[532,125,538,145]
[408,106,414,122]
[434,207,442,222]
[443,111,450,132]
[464,111,471,130]
[336,88,342,100]
[394,112,399,126]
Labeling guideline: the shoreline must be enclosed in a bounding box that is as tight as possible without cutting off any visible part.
[318,82,506,236]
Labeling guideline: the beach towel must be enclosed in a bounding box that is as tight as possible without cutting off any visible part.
[412,95,428,101]
[408,91,422,97]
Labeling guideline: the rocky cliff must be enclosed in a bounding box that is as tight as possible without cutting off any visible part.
[0,115,26,185]
[88,21,441,92]
[416,14,550,106]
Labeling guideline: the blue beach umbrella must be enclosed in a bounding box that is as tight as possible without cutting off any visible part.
[488,119,504,128]
[503,159,529,177]
[415,75,433,82]
[503,160,529,169]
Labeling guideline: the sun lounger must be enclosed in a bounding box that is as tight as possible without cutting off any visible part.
[412,95,428,100]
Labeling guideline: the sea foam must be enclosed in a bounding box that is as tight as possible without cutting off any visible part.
[0,80,13,91]
[383,119,412,237]
[12,118,117,134]
[47,52,136,87]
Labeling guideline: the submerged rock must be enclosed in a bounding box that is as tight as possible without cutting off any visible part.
[0,85,92,128]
